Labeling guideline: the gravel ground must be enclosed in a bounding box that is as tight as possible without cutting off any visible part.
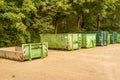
[0,44,120,80]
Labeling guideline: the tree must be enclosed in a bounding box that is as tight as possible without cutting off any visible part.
[38,0,71,33]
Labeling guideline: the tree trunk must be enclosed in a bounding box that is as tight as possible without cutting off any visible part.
[96,14,100,31]
[77,16,80,31]
[55,17,58,34]
[81,14,85,28]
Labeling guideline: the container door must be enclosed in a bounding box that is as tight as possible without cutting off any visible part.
[110,33,114,44]
[103,32,107,45]
[114,32,117,43]
[72,34,80,49]
[107,34,111,44]
[106,31,109,45]
[77,34,82,48]
[82,34,87,48]
[96,32,103,46]
[87,35,95,48]
[64,34,72,50]
[92,35,96,47]
[42,42,48,57]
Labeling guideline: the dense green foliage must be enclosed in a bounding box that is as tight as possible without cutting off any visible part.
[0,0,120,47]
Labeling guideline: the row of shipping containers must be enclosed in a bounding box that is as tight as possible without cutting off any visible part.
[40,31,119,50]
[0,31,119,61]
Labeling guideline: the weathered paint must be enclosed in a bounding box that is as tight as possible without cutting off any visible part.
[78,31,104,46]
[81,34,96,48]
[40,34,82,50]
[110,32,117,44]
[0,42,48,61]
[107,34,111,44]
[103,31,109,46]
[117,34,120,43]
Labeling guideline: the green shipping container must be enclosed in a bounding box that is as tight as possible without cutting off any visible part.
[117,34,120,43]
[92,31,104,46]
[81,34,96,48]
[88,31,108,46]
[110,32,117,44]
[0,42,48,61]
[40,34,82,50]
[78,31,104,46]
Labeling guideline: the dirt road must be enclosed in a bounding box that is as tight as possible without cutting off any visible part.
[0,44,120,80]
